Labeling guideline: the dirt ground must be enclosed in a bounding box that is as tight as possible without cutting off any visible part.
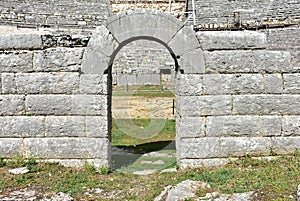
[112,96,175,119]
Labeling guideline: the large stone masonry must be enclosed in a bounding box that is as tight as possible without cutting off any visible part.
[176,30,299,167]
[0,31,110,167]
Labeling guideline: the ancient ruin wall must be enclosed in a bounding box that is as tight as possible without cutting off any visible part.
[0,31,111,167]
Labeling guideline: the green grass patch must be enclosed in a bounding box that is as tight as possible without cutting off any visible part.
[0,152,299,200]
[112,118,176,146]
[113,84,175,98]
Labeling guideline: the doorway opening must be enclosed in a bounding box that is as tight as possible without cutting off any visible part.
[110,39,177,173]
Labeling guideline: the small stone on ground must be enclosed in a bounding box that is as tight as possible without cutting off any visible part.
[8,167,30,175]
[133,169,156,175]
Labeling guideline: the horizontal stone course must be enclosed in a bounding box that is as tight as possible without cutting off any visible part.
[0,51,33,73]
[0,116,44,137]
[233,95,300,115]
[206,115,282,137]
[0,34,42,50]
[203,74,264,95]
[177,95,231,116]
[197,31,266,50]
[180,137,271,159]
[272,137,300,154]
[33,48,84,72]
[204,50,291,73]
[2,73,80,94]
[0,95,25,115]
[26,95,107,115]
[24,138,110,159]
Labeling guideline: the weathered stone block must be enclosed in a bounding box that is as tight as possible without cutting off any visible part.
[26,95,73,115]
[86,116,108,137]
[204,50,292,73]
[271,137,300,154]
[283,74,300,93]
[176,74,202,96]
[0,116,44,137]
[233,95,300,115]
[24,138,110,159]
[265,74,283,94]
[180,137,271,159]
[178,48,205,74]
[0,51,33,73]
[282,116,300,136]
[0,34,42,50]
[0,139,23,157]
[72,95,107,115]
[206,115,281,137]
[45,116,85,137]
[177,95,231,116]
[168,26,201,56]
[26,95,107,115]
[179,158,230,168]
[14,73,79,94]
[203,74,264,95]
[1,73,16,94]
[33,48,84,72]
[81,48,110,74]
[177,117,205,138]
[80,74,108,94]
[197,31,266,50]
[0,95,25,115]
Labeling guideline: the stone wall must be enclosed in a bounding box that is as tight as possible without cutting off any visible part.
[0,0,111,28]
[191,0,300,26]
[0,31,110,167]
[176,31,300,167]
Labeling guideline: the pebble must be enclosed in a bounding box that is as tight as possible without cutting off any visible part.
[8,167,30,175]
[133,169,156,175]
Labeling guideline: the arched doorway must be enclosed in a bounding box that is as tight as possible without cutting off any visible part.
[81,9,205,167]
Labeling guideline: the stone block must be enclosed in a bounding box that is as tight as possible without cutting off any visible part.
[0,95,25,115]
[203,74,264,95]
[0,34,42,50]
[13,73,79,94]
[283,74,300,93]
[26,95,107,115]
[33,48,84,72]
[0,139,23,157]
[177,95,231,116]
[24,138,110,159]
[178,48,205,74]
[86,116,108,137]
[197,31,266,50]
[0,116,44,137]
[168,26,201,56]
[80,74,108,94]
[204,50,292,73]
[265,74,283,94]
[116,74,161,86]
[206,115,281,137]
[26,95,73,115]
[176,74,202,96]
[180,137,271,159]
[282,116,300,136]
[233,95,300,115]
[179,158,230,168]
[106,10,183,45]
[271,137,300,154]
[81,48,110,74]
[45,116,85,137]
[0,51,33,73]
[72,95,107,115]
[177,117,205,138]
[1,73,16,94]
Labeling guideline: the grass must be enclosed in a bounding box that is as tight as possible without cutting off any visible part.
[112,84,175,97]
[112,118,176,147]
[0,151,299,200]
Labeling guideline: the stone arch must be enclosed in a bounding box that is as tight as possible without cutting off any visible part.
[82,9,205,75]
[81,9,205,167]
